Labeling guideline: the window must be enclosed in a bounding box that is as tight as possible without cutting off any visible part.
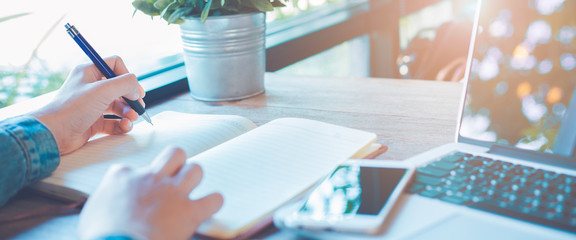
[278,35,370,77]
[1,0,183,107]
[1,0,367,108]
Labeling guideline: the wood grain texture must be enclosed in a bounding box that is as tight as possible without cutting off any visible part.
[150,73,464,160]
[0,73,463,239]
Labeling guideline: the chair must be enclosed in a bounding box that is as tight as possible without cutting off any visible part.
[399,19,473,82]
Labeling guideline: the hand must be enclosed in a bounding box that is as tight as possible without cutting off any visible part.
[78,146,224,240]
[31,56,145,155]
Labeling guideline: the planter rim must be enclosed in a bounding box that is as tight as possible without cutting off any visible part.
[182,12,265,21]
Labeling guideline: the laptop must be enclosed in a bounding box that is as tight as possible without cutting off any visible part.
[267,0,576,239]
[385,0,576,239]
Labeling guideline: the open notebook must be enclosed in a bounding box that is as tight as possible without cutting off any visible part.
[31,111,383,239]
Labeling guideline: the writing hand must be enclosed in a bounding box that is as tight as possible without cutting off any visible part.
[31,56,145,155]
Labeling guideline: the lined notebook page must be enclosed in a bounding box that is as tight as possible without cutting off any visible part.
[188,118,377,239]
[41,111,257,195]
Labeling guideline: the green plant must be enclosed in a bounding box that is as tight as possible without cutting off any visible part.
[132,0,286,24]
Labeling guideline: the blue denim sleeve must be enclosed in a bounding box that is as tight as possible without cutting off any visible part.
[92,236,134,240]
[0,115,60,207]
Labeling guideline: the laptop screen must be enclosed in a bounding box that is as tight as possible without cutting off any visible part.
[459,0,576,158]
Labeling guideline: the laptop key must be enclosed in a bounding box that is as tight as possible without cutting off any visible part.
[413,151,576,234]
[417,166,450,178]
[430,161,459,170]
[444,182,467,192]
[465,158,484,167]
[416,174,445,186]
[446,174,469,184]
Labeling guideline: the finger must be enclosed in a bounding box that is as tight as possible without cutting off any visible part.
[105,99,139,121]
[97,72,141,102]
[92,164,133,195]
[189,193,224,221]
[105,164,132,178]
[103,55,130,76]
[150,146,187,179]
[68,56,130,85]
[177,164,203,194]
[138,84,146,99]
[94,118,133,135]
[118,118,134,133]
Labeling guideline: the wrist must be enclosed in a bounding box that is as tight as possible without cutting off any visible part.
[30,108,66,154]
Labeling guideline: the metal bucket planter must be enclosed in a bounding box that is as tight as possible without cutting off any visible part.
[180,13,266,101]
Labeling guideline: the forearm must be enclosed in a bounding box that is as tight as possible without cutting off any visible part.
[0,115,60,207]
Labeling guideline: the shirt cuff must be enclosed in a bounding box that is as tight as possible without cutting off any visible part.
[91,236,134,240]
[2,115,60,183]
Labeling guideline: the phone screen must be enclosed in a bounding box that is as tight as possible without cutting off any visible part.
[296,165,408,221]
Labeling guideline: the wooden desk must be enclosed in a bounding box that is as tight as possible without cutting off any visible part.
[0,73,463,239]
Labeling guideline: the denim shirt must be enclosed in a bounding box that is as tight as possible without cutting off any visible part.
[0,115,60,207]
[0,116,135,240]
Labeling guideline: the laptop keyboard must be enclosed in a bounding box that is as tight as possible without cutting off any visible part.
[408,151,576,233]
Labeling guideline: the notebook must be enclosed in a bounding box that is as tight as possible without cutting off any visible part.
[30,111,385,239]
[288,0,576,239]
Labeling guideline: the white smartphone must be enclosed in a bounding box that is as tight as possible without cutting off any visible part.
[273,159,415,235]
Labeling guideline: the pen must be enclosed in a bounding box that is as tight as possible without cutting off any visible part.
[64,23,153,125]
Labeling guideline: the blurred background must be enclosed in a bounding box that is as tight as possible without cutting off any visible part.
[0,0,478,108]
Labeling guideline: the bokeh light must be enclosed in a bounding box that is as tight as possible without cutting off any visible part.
[522,95,548,122]
[546,87,563,104]
[517,82,532,99]
[537,59,553,74]
[552,103,567,117]
[462,0,576,154]
[478,47,503,81]
[511,54,537,70]
[533,0,565,15]
[495,81,509,95]
[557,26,576,44]
[489,10,514,38]
[513,44,530,58]
[526,20,552,45]
[560,53,576,71]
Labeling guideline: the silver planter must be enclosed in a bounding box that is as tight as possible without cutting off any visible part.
[180,13,266,101]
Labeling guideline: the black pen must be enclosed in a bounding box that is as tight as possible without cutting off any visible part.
[65,23,153,125]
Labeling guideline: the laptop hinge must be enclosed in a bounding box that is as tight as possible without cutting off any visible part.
[488,145,576,170]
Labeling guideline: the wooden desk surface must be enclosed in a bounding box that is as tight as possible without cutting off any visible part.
[0,73,463,239]
[150,73,463,160]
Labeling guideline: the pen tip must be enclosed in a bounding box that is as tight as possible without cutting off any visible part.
[141,112,154,126]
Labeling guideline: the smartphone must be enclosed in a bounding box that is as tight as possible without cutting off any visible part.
[274,160,415,235]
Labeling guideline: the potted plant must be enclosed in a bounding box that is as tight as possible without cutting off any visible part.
[132,0,286,101]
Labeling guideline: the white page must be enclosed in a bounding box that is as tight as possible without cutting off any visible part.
[40,111,257,195]
[189,118,377,239]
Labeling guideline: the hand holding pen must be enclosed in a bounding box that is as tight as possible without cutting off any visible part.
[31,56,147,154]
[65,23,153,125]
